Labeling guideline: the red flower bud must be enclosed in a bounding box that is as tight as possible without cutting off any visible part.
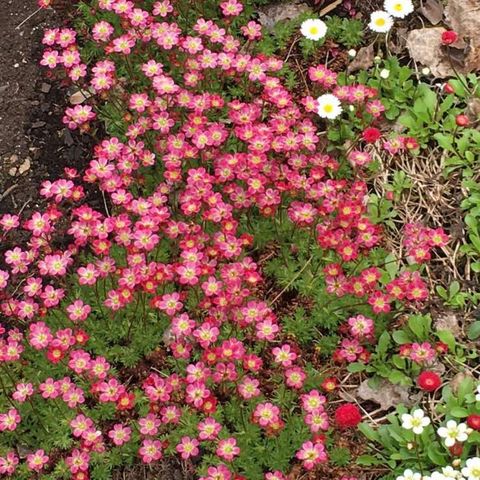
[334,403,362,429]
[417,371,442,392]
[455,114,469,127]
[444,83,455,94]
[441,31,459,45]
[467,414,480,431]
[435,341,449,354]
[313,433,327,444]
[362,127,382,143]
[448,442,463,457]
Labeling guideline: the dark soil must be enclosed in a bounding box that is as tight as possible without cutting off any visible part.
[0,0,92,217]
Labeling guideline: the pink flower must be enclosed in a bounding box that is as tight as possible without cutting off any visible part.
[108,424,132,446]
[176,436,200,459]
[66,449,90,474]
[216,437,240,461]
[295,440,327,470]
[198,417,222,440]
[26,449,49,472]
[0,409,21,431]
[139,439,163,463]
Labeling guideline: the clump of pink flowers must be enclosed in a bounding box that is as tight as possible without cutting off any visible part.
[0,0,450,478]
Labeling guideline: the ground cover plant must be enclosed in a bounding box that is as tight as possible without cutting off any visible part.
[0,0,478,479]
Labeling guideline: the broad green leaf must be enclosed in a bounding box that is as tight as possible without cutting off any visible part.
[467,321,480,340]
[392,330,411,344]
[358,422,380,442]
[436,330,456,352]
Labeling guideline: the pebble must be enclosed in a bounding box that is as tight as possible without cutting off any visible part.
[18,158,31,175]
[40,82,51,94]
[8,157,30,176]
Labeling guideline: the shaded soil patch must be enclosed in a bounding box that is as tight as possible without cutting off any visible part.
[0,0,93,218]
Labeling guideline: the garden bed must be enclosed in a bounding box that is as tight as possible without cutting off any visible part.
[0,1,479,480]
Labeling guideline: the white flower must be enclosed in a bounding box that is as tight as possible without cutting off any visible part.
[384,0,414,18]
[316,94,342,120]
[437,420,469,447]
[401,409,431,434]
[475,384,480,402]
[462,457,480,480]
[348,49,357,57]
[441,466,462,479]
[430,472,446,480]
[380,68,390,79]
[300,19,327,41]
[397,469,422,480]
[369,11,394,33]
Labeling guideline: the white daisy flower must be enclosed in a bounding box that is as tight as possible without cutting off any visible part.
[401,409,431,435]
[384,0,414,18]
[430,472,446,480]
[437,420,469,447]
[397,469,422,480]
[475,384,480,402]
[369,11,394,33]
[442,466,462,479]
[316,94,342,120]
[462,457,480,480]
[300,19,327,41]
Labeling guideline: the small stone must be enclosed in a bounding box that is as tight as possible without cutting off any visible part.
[8,167,17,176]
[31,121,46,129]
[8,153,19,164]
[69,89,92,105]
[63,128,74,146]
[40,82,51,94]
[18,158,31,175]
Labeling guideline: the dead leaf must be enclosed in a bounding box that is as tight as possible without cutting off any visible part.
[341,380,419,411]
[445,0,480,39]
[434,311,462,336]
[419,0,444,25]
[449,372,474,394]
[389,27,409,55]
[406,28,456,77]
[257,1,311,30]
[347,44,375,73]
[466,97,480,120]
[445,0,480,71]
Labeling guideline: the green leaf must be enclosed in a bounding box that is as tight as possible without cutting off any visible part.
[358,422,380,442]
[389,370,412,386]
[434,133,455,153]
[457,376,474,404]
[347,362,366,373]
[450,406,469,418]
[449,281,461,298]
[408,314,431,340]
[436,330,456,352]
[377,331,391,358]
[467,321,480,340]
[427,443,446,465]
[392,330,411,344]
[356,454,382,466]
